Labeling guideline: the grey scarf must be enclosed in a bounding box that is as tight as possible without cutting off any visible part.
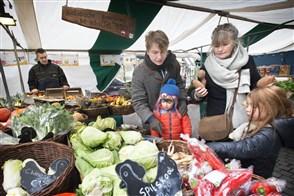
[205,44,251,128]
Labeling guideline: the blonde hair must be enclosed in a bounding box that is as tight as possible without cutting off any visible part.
[246,85,292,137]
[211,23,239,47]
[145,30,169,52]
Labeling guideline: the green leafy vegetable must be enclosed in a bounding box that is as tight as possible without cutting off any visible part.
[2,159,23,192]
[80,126,108,148]
[276,80,294,93]
[103,131,122,150]
[11,103,73,140]
[119,130,143,145]
[92,116,116,131]
[128,140,159,170]
[79,168,113,196]
[77,148,114,168]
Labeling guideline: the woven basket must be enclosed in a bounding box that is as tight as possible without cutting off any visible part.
[156,140,192,155]
[81,106,109,119]
[65,105,82,113]
[109,105,135,115]
[0,141,80,196]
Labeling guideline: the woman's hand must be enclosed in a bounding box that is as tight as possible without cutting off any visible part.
[195,87,208,98]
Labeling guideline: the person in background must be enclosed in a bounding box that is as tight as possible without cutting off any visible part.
[206,85,292,178]
[191,23,275,130]
[151,78,192,140]
[28,48,70,95]
[131,30,188,135]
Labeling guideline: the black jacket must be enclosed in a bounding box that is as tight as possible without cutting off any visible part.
[275,117,294,148]
[206,127,282,178]
[28,60,69,91]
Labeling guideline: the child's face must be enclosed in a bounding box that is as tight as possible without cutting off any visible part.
[161,99,175,110]
[242,98,265,121]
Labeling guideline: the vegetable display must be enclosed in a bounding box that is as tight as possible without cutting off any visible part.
[11,103,74,141]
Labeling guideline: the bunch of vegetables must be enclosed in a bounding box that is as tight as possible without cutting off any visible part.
[276,79,294,93]
[11,103,74,141]
[69,116,160,196]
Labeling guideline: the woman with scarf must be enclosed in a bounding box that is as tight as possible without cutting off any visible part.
[131,30,188,135]
[192,23,275,134]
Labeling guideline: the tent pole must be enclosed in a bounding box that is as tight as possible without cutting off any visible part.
[0,59,13,110]
[0,23,25,94]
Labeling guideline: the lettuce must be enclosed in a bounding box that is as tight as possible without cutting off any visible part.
[80,168,113,196]
[119,130,143,145]
[128,141,159,170]
[2,159,23,192]
[118,145,135,162]
[77,148,114,168]
[80,126,108,148]
[103,131,122,150]
[92,116,116,131]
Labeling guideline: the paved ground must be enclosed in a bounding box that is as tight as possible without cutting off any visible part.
[273,147,294,196]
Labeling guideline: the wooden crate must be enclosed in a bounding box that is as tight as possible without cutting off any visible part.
[65,87,83,98]
[45,88,65,99]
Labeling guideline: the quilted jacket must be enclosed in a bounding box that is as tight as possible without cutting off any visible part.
[206,127,282,178]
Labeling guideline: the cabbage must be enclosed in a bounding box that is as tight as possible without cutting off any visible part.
[145,166,158,182]
[92,116,116,131]
[2,159,23,192]
[118,145,135,162]
[128,140,159,170]
[103,131,122,150]
[77,148,114,168]
[80,126,108,148]
[113,178,127,196]
[80,168,113,196]
[100,165,118,180]
[112,150,120,164]
[6,187,29,196]
[75,156,94,178]
[119,130,143,145]
[70,133,93,153]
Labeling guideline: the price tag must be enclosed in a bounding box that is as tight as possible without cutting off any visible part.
[115,151,183,196]
[21,159,69,194]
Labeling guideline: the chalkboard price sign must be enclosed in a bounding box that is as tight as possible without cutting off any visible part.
[21,159,69,194]
[115,151,183,196]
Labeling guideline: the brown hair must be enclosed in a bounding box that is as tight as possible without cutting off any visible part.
[145,30,169,52]
[35,48,46,55]
[246,85,292,136]
[211,23,239,47]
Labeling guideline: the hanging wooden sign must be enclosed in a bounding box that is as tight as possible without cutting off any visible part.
[62,6,135,39]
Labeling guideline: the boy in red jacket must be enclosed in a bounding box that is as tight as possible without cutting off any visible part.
[151,78,192,140]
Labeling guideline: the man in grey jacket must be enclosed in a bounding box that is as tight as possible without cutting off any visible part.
[131,30,188,135]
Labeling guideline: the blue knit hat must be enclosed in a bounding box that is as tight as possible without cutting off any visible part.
[159,78,179,101]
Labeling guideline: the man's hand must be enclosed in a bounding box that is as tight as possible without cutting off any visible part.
[63,85,70,91]
[150,118,163,136]
[178,99,188,116]
[31,89,39,95]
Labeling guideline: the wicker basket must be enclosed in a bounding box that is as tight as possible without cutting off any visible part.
[109,105,135,115]
[156,140,192,155]
[81,106,109,119]
[0,141,80,196]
